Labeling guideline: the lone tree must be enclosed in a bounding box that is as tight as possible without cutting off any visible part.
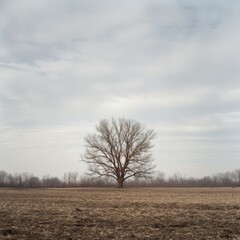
[82,118,156,188]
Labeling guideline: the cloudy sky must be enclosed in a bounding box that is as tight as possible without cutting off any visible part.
[0,0,239,178]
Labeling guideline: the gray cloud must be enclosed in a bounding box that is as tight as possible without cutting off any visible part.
[0,0,239,177]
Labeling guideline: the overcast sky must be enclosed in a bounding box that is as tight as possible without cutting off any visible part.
[0,0,239,178]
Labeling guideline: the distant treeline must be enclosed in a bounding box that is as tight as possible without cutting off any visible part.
[0,169,239,188]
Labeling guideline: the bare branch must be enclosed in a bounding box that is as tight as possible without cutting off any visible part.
[82,118,156,187]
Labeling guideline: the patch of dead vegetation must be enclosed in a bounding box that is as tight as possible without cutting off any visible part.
[0,187,239,239]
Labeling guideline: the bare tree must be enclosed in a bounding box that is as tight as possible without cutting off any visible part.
[28,176,41,188]
[82,118,156,188]
[0,171,8,187]
[151,171,165,186]
[63,172,79,187]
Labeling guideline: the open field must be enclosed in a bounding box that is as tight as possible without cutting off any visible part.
[0,188,239,240]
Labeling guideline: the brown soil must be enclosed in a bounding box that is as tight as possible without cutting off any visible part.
[0,188,239,239]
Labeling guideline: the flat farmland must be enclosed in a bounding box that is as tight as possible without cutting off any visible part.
[0,188,239,240]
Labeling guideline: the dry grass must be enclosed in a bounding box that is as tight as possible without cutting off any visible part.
[0,187,239,239]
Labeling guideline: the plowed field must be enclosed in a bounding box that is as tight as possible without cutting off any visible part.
[0,188,239,239]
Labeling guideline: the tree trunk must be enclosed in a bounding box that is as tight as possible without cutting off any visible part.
[117,178,124,188]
